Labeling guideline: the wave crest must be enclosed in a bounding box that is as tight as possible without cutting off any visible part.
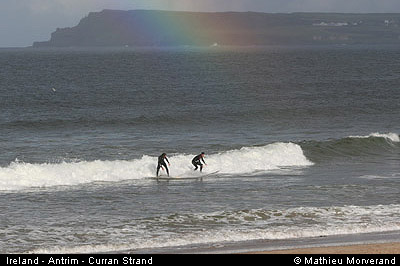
[350,132,399,142]
[302,132,399,162]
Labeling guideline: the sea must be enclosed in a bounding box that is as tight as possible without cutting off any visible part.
[0,45,399,254]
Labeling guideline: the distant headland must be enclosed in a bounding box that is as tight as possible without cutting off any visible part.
[33,10,400,47]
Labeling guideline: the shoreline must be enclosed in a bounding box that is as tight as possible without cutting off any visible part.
[250,242,400,254]
[125,231,400,254]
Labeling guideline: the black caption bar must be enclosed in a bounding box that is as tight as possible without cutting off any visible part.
[1,254,399,266]
[3,255,154,266]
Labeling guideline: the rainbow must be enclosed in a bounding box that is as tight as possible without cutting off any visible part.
[35,9,271,47]
[90,9,246,46]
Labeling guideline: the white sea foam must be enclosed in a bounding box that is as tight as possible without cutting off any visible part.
[349,132,399,142]
[358,174,400,180]
[0,143,312,191]
[30,204,400,254]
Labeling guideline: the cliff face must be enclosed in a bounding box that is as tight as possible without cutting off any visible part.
[33,10,400,47]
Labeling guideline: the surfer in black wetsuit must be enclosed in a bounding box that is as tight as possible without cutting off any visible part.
[192,152,206,172]
[156,153,170,177]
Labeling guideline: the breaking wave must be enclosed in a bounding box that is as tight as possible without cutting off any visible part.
[0,142,312,191]
[1,132,398,191]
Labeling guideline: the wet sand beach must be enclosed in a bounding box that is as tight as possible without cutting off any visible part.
[251,242,400,254]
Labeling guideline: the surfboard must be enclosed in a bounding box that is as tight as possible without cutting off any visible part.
[199,171,219,178]
[152,171,219,181]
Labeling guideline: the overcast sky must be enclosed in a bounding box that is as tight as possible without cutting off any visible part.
[2,0,400,47]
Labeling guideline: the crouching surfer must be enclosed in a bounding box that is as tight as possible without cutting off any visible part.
[192,152,207,172]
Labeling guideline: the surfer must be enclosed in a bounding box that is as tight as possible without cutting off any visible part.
[156,153,170,177]
[192,152,207,172]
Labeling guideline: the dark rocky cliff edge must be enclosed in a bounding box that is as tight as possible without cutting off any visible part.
[33,10,400,47]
